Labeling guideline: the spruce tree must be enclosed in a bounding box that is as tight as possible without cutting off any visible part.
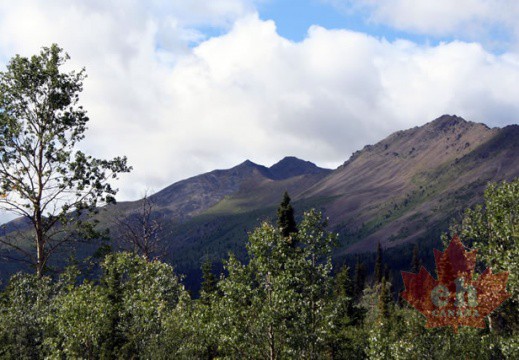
[334,265,353,298]
[378,277,392,321]
[353,260,366,300]
[277,191,297,238]
[201,258,217,298]
[411,243,421,273]
[374,242,383,284]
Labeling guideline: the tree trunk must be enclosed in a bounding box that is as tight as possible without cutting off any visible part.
[268,323,275,360]
[35,205,45,277]
[35,223,45,277]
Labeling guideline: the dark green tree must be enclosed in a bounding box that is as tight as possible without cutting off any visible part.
[334,265,353,299]
[0,44,131,276]
[277,191,297,238]
[411,243,421,273]
[374,242,383,284]
[377,277,392,321]
[353,260,366,300]
[326,264,368,358]
[200,258,217,299]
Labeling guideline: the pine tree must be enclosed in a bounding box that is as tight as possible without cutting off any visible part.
[334,265,353,298]
[353,260,366,300]
[334,264,365,324]
[201,258,217,298]
[378,277,392,321]
[411,243,421,273]
[277,191,297,238]
[374,242,383,284]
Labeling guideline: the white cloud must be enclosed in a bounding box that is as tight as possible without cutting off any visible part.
[0,1,518,210]
[328,0,519,49]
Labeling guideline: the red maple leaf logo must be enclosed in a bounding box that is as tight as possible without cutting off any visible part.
[401,235,510,332]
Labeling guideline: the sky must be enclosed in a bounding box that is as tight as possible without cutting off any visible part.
[1,0,519,222]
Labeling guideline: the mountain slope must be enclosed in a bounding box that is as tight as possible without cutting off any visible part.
[155,115,518,285]
[113,157,331,221]
[301,115,511,252]
[1,115,517,291]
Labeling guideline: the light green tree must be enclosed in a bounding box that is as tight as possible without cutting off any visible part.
[43,281,110,359]
[0,44,131,276]
[215,209,336,359]
[451,180,518,303]
[98,252,186,358]
[0,274,56,358]
[445,179,519,357]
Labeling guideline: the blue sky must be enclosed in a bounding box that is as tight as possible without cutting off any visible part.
[259,0,358,42]
[0,0,519,223]
[194,0,516,52]
[257,0,430,44]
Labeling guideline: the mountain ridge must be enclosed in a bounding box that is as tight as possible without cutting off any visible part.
[1,115,517,290]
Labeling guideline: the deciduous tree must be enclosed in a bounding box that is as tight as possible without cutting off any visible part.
[0,44,131,276]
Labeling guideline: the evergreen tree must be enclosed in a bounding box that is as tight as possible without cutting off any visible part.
[353,260,366,300]
[374,242,383,284]
[378,277,392,321]
[277,191,297,238]
[411,243,421,273]
[326,265,365,358]
[200,258,217,299]
[334,265,353,299]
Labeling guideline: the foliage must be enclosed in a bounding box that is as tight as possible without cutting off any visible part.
[215,209,336,358]
[0,274,56,358]
[374,241,383,284]
[0,44,131,276]
[448,179,519,302]
[43,281,110,359]
[0,252,188,359]
[200,257,218,299]
[0,181,517,359]
[277,191,297,238]
[98,252,186,357]
[445,179,518,337]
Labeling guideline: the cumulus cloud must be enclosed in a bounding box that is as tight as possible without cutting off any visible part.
[0,0,518,220]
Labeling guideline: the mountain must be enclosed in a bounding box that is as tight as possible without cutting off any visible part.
[269,156,330,179]
[303,114,516,253]
[113,157,331,222]
[1,115,518,290]
[146,160,272,219]
[143,115,517,287]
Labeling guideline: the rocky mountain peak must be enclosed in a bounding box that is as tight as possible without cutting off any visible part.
[269,156,330,180]
[426,114,486,133]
